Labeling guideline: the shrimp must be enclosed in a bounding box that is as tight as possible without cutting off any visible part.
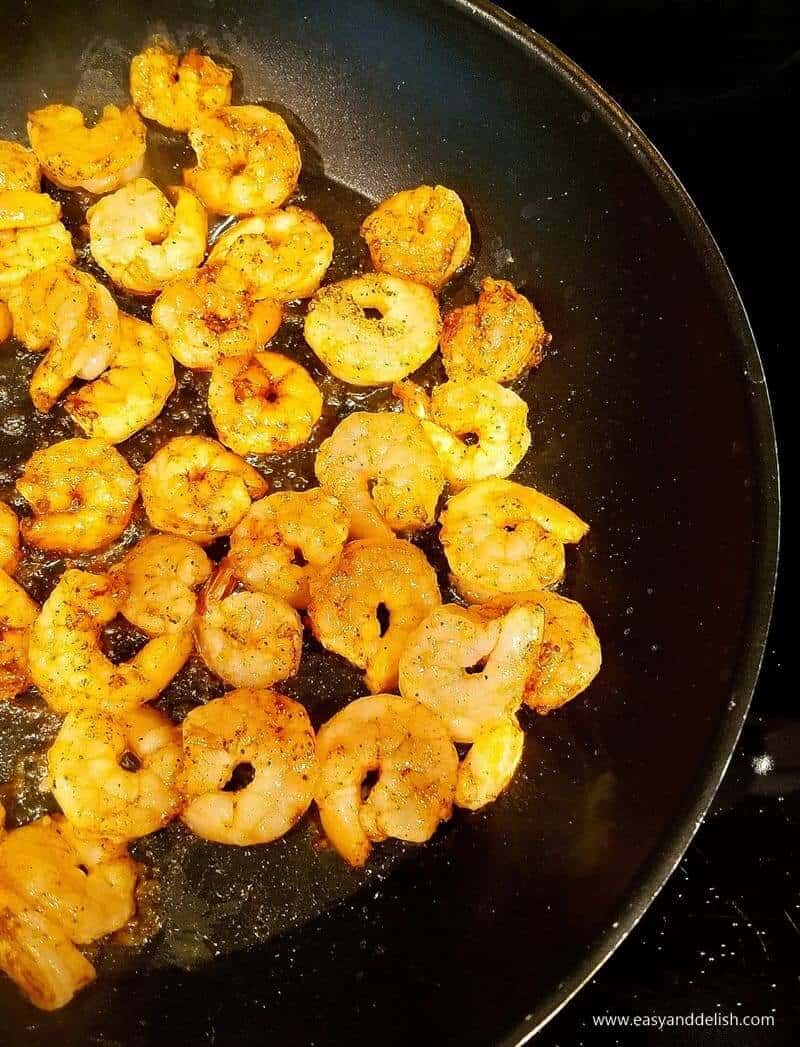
[111,534,212,636]
[0,301,11,342]
[439,478,589,602]
[315,411,444,540]
[194,561,302,688]
[440,277,550,383]
[87,179,207,295]
[361,184,471,290]
[398,602,543,741]
[208,350,323,456]
[152,265,282,370]
[0,570,39,701]
[0,223,74,297]
[181,688,316,845]
[64,314,175,444]
[140,435,267,544]
[307,539,441,693]
[0,139,40,191]
[228,489,348,609]
[130,45,233,132]
[48,706,182,842]
[315,694,458,867]
[7,263,119,411]
[16,438,137,554]
[27,104,146,193]
[184,105,301,215]
[207,207,334,301]
[0,189,60,230]
[0,502,21,573]
[304,274,441,385]
[28,568,192,714]
[455,715,524,811]
[394,377,531,488]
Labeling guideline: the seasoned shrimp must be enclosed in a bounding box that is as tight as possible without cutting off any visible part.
[304,274,441,385]
[398,602,543,741]
[195,561,302,688]
[228,489,348,609]
[140,435,267,543]
[65,314,175,444]
[361,184,471,290]
[0,502,21,573]
[209,350,323,455]
[130,45,233,132]
[315,694,458,867]
[308,539,441,693]
[394,377,531,488]
[441,277,550,383]
[111,534,212,636]
[0,222,74,296]
[27,104,146,193]
[0,189,61,230]
[439,478,589,602]
[29,568,192,714]
[315,411,444,540]
[0,139,40,191]
[455,715,524,811]
[152,265,282,370]
[48,706,182,842]
[207,207,333,301]
[87,179,207,295]
[181,688,316,845]
[0,570,39,701]
[16,438,137,554]
[184,105,301,215]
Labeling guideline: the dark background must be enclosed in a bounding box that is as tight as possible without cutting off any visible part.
[501,2,793,1044]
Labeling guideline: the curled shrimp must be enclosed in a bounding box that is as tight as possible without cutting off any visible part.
[194,561,303,688]
[140,435,267,543]
[439,478,589,602]
[65,314,175,444]
[181,688,317,845]
[48,706,182,842]
[130,45,233,132]
[441,277,550,383]
[0,569,39,701]
[0,223,74,297]
[184,105,301,215]
[16,438,137,554]
[455,715,524,811]
[0,139,40,191]
[307,539,441,693]
[0,502,21,573]
[304,273,441,385]
[207,207,334,301]
[228,489,348,609]
[0,189,61,230]
[315,694,458,867]
[152,265,282,370]
[315,411,444,540]
[28,568,192,714]
[27,104,146,193]
[394,377,531,488]
[208,350,323,456]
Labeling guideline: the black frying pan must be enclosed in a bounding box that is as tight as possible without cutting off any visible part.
[0,1,779,1043]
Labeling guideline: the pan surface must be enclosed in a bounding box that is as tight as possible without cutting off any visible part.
[0,0,778,1044]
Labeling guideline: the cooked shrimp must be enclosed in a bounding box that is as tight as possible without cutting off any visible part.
[130,45,233,132]
[228,489,348,609]
[307,539,440,693]
[398,602,543,741]
[455,715,524,811]
[0,301,11,342]
[360,184,471,290]
[315,411,444,540]
[184,105,301,215]
[0,189,60,230]
[140,435,267,543]
[194,561,302,688]
[441,277,550,383]
[29,568,192,714]
[0,502,21,574]
[304,274,441,385]
[0,139,40,191]
[181,688,316,845]
[48,706,182,842]
[439,478,589,602]
[0,223,74,297]
[207,207,333,301]
[394,377,531,488]
[65,314,175,444]
[0,570,39,701]
[315,693,458,867]
[87,179,207,295]
[16,438,137,554]
[27,104,146,193]
[152,265,282,370]
[209,350,323,456]
[111,534,212,636]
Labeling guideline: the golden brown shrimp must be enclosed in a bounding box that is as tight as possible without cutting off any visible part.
[130,45,233,132]
[0,569,39,701]
[0,502,21,574]
[0,139,40,191]
[0,301,11,342]
[455,715,524,811]
[0,189,60,230]
[0,223,74,297]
